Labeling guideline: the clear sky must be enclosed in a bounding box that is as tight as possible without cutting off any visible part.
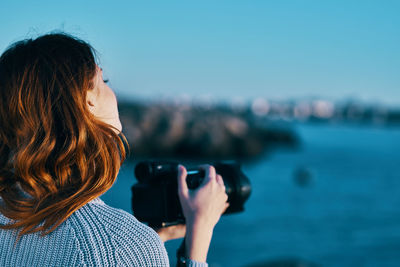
[1,0,399,106]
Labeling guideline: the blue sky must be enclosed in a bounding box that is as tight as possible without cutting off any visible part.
[1,0,399,106]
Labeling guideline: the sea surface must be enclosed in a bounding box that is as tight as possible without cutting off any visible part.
[102,123,400,267]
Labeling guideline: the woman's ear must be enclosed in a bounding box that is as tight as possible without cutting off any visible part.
[86,89,97,111]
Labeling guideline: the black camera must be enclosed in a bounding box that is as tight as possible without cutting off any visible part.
[131,161,252,228]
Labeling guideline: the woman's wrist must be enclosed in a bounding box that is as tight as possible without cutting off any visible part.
[185,221,214,263]
[185,214,217,231]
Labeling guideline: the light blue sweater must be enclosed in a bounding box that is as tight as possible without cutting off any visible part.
[0,198,207,267]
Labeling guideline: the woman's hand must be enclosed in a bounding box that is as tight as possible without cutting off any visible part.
[177,164,229,262]
[155,224,186,242]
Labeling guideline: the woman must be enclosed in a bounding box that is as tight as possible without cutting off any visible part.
[0,33,228,266]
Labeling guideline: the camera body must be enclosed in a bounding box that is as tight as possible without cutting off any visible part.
[131,161,251,228]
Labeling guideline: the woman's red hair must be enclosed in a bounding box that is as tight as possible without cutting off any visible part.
[0,33,126,236]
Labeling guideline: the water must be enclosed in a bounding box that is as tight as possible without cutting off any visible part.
[102,123,400,267]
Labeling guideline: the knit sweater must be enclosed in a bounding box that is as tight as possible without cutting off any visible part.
[0,198,207,267]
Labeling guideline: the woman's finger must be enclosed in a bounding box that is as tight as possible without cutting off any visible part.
[177,165,189,197]
[216,174,224,187]
[199,164,216,184]
[222,202,230,213]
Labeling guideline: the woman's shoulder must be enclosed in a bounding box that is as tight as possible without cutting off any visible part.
[72,198,154,237]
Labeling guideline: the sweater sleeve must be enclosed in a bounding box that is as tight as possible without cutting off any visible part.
[187,259,208,267]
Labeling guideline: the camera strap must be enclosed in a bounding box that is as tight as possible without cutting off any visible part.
[176,238,187,267]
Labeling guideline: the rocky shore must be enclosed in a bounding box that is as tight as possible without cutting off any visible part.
[118,101,299,161]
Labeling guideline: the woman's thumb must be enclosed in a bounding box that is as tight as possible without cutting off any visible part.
[177,165,188,197]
